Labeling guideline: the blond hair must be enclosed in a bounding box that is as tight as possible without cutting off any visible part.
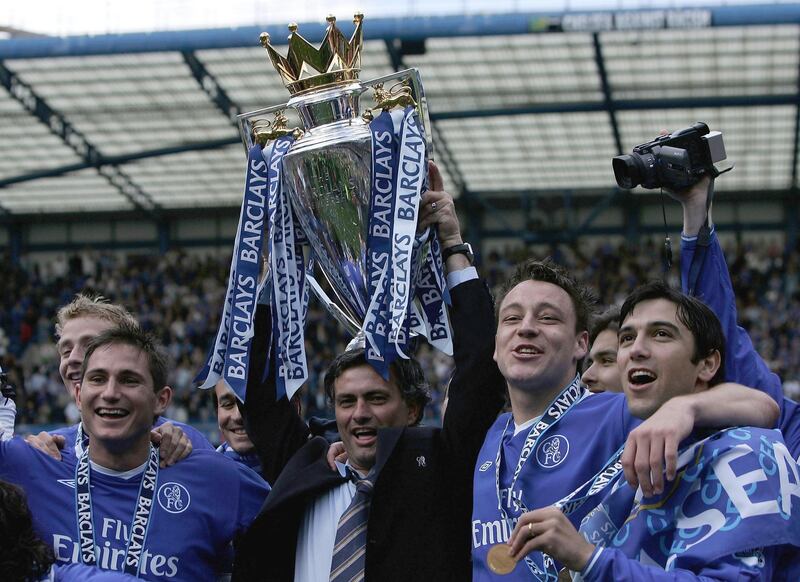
[55,293,139,338]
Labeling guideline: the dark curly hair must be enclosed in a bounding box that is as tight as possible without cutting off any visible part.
[0,480,54,581]
[323,349,431,426]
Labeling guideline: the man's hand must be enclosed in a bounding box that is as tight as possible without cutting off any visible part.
[508,507,595,572]
[151,423,192,468]
[326,441,347,470]
[25,431,66,460]
[418,161,463,248]
[621,396,693,496]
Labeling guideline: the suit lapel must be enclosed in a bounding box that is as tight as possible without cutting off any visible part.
[263,437,348,510]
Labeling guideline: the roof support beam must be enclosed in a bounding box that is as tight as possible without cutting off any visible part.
[0,136,240,189]
[593,32,623,155]
[430,94,798,121]
[0,61,161,216]
[182,51,242,125]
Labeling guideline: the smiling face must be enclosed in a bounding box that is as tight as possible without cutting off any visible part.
[214,380,255,455]
[581,329,622,393]
[77,343,171,466]
[333,364,419,473]
[494,280,588,397]
[617,298,719,419]
[58,316,115,400]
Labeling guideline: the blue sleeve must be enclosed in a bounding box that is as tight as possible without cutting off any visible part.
[681,233,783,407]
[234,462,270,533]
[154,416,215,451]
[582,547,770,582]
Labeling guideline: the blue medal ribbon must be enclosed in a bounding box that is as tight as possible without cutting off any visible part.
[74,427,160,577]
[493,376,592,580]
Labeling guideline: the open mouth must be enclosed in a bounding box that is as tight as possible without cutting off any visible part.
[513,345,543,356]
[95,407,129,419]
[627,369,656,387]
[352,427,377,445]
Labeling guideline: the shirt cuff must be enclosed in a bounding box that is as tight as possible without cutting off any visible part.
[681,225,715,243]
[447,266,478,290]
[577,546,604,582]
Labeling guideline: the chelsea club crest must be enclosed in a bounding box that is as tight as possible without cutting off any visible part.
[536,435,569,469]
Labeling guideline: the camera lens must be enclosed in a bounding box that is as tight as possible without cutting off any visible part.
[612,155,641,189]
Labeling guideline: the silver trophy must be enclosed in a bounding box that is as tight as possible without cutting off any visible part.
[237,14,434,339]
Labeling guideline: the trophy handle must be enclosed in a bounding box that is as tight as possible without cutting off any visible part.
[362,68,434,162]
[237,102,293,151]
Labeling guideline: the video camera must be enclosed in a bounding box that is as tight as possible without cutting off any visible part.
[612,122,731,191]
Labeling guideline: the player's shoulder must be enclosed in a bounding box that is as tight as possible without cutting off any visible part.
[572,390,627,418]
[172,449,267,486]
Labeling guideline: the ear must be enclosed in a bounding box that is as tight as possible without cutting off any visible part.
[154,386,173,416]
[696,350,722,384]
[574,330,589,361]
[406,400,422,426]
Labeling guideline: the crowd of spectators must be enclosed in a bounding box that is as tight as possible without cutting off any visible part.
[1,233,798,437]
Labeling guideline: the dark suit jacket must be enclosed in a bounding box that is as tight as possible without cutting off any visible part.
[234,278,505,581]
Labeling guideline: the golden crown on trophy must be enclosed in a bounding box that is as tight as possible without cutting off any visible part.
[260,13,364,95]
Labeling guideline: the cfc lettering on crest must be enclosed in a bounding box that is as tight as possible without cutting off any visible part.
[157,482,191,514]
[536,435,570,469]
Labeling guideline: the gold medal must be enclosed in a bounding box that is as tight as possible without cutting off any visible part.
[487,544,517,575]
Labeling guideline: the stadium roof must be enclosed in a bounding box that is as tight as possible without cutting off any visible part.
[1,3,799,220]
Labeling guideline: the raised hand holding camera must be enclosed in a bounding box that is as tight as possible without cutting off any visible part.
[612,122,733,191]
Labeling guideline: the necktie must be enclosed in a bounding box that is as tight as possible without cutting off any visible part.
[329,470,374,581]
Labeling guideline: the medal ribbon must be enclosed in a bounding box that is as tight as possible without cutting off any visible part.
[74,428,160,577]
[493,376,587,580]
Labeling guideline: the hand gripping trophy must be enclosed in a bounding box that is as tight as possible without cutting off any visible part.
[198,15,453,403]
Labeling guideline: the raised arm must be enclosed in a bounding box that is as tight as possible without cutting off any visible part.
[240,304,311,484]
[418,163,506,459]
[580,546,778,582]
[674,177,783,402]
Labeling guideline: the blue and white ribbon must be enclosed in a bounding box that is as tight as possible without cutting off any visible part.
[266,135,309,400]
[196,144,270,400]
[388,107,426,359]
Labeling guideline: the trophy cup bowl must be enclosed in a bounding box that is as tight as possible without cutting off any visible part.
[237,14,433,338]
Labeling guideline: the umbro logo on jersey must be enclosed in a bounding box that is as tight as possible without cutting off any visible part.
[536,434,570,469]
[57,479,76,489]
[157,482,191,514]
[479,461,493,472]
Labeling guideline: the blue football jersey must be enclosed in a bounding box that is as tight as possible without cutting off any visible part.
[1,440,268,581]
[472,390,639,581]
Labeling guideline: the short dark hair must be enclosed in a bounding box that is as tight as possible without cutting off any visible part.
[619,281,725,386]
[323,349,431,426]
[0,480,54,582]
[497,258,596,334]
[589,306,621,345]
[80,323,170,392]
